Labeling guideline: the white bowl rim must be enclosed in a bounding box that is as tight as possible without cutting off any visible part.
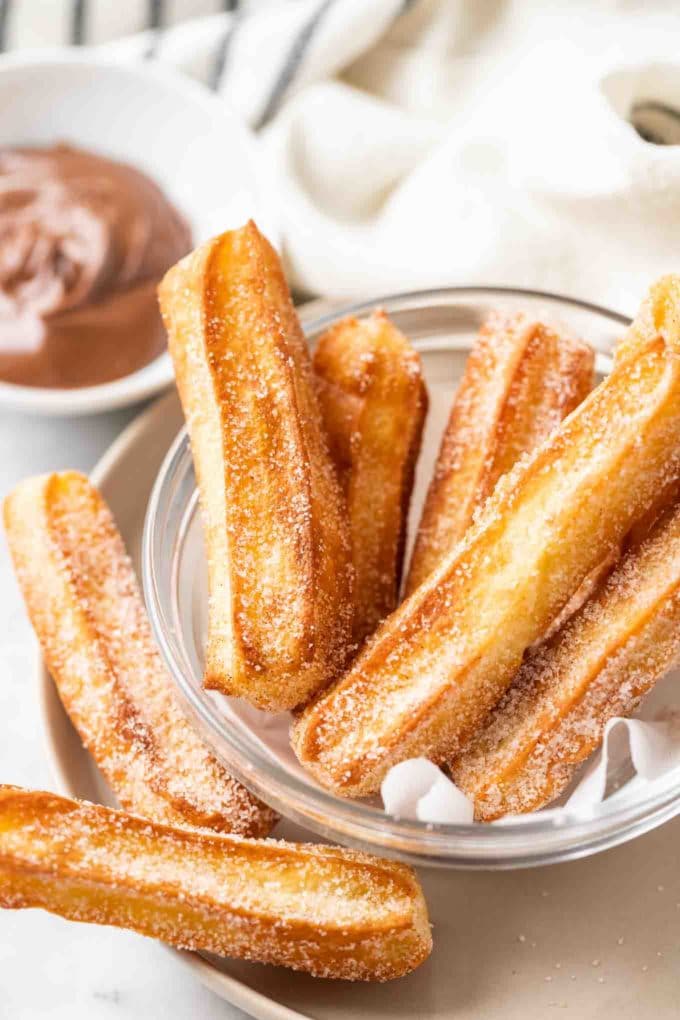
[0,51,277,416]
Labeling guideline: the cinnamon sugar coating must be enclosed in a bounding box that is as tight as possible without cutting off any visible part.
[4,472,274,837]
[314,311,427,645]
[159,222,353,711]
[0,787,431,981]
[406,313,594,593]
[450,497,680,819]
[615,273,680,366]
[292,277,680,797]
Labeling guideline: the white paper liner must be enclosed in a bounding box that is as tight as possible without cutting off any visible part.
[564,711,680,815]
[381,758,475,824]
[379,706,680,825]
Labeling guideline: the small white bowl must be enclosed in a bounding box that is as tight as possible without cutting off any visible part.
[0,52,278,416]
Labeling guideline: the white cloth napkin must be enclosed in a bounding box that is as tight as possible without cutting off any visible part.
[85,0,680,312]
[6,1,679,308]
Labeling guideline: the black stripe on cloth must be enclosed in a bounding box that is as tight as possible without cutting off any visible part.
[0,0,10,51]
[223,0,238,10]
[71,0,87,45]
[210,11,243,91]
[145,0,166,58]
[630,101,680,146]
[254,0,336,129]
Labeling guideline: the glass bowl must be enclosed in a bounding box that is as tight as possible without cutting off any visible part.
[143,286,680,868]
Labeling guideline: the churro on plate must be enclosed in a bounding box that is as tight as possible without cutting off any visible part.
[0,787,431,980]
[450,495,680,819]
[159,221,353,711]
[292,277,680,797]
[314,311,427,644]
[4,472,275,837]
[406,312,593,593]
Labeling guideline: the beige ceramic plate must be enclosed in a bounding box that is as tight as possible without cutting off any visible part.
[39,391,680,1018]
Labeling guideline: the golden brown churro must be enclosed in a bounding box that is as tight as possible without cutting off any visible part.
[0,787,431,981]
[548,476,680,642]
[4,472,275,837]
[614,273,680,366]
[450,498,680,820]
[406,313,593,593]
[292,277,680,797]
[159,222,353,711]
[314,311,427,644]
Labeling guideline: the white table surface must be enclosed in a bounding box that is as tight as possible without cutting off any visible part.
[0,399,250,1020]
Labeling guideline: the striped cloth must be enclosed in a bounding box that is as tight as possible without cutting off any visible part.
[0,0,413,128]
[2,1,680,311]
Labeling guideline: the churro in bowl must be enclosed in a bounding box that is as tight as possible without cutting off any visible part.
[142,243,680,867]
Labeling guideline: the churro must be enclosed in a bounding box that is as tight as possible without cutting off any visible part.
[159,222,353,711]
[314,311,427,644]
[406,313,593,592]
[450,498,680,820]
[4,472,275,837]
[0,787,431,981]
[614,273,680,366]
[292,277,680,797]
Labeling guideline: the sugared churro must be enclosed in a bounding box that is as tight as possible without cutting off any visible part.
[159,222,353,711]
[314,311,427,644]
[292,277,680,797]
[450,497,680,820]
[614,273,680,366]
[0,787,431,981]
[4,472,275,837]
[406,313,593,593]
[547,475,680,642]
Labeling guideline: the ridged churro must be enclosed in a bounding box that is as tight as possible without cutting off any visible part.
[406,313,593,593]
[450,497,680,820]
[314,311,427,644]
[292,277,680,797]
[0,787,431,981]
[159,222,353,711]
[4,472,274,837]
[614,273,680,366]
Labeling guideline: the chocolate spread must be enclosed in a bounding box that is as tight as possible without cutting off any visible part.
[0,144,191,389]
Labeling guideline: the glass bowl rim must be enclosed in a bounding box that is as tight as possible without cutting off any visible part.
[142,284,680,868]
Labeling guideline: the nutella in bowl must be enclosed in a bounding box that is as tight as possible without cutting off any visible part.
[0,143,191,389]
